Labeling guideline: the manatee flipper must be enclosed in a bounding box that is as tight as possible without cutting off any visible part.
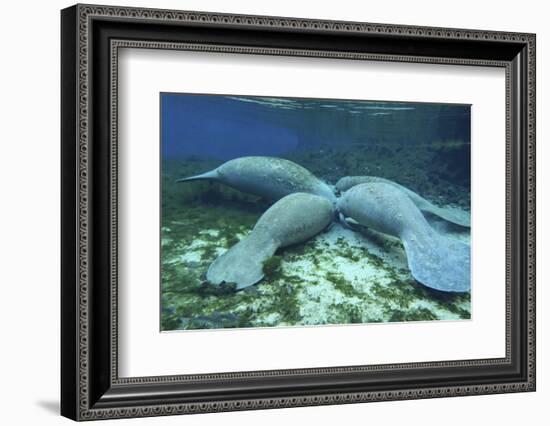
[336,176,470,228]
[207,235,278,290]
[422,213,470,237]
[207,192,334,289]
[337,182,470,293]
[421,204,471,228]
[345,217,360,227]
[401,229,471,293]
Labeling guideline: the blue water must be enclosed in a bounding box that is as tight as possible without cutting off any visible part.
[161,93,470,163]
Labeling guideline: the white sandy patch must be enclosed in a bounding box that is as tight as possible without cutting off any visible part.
[255,312,282,326]
[199,229,219,238]
[407,299,462,321]
[177,250,203,264]
[292,224,410,282]
[271,224,417,324]
[297,280,363,325]
[175,234,225,264]
[321,224,409,271]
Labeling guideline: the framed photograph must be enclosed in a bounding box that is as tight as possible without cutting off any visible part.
[61,4,536,421]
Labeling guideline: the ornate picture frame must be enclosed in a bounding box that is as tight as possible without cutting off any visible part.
[61,4,535,421]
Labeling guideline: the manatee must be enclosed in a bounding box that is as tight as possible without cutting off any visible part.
[337,182,470,292]
[335,176,470,228]
[177,156,336,202]
[207,193,334,289]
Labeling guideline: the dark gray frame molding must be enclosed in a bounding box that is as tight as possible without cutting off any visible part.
[61,3,536,421]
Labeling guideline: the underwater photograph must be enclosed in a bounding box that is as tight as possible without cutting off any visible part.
[160,93,471,331]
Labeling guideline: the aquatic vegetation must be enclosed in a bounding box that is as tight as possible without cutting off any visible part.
[430,139,471,186]
[262,255,283,277]
[287,142,470,210]
[224,234,241,248]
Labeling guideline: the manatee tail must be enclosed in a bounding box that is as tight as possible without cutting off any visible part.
[206,233,278,290]
[176,169,218,183]
[401,229,471,293]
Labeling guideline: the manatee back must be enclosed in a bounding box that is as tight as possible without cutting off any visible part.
[254,192,334,247]
[336,176,471,228]
[336,176,380,192]
[207,192,334,289]
[336,176,419,202]
[219,157,335,202]
[338,182,427,238]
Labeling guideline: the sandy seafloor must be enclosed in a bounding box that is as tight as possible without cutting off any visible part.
[161,147,471,331]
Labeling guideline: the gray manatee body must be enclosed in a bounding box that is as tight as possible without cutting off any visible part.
[178,156,336,203]
[207,192,334,289]
[338,182,470,292]
[336,176,470,228]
